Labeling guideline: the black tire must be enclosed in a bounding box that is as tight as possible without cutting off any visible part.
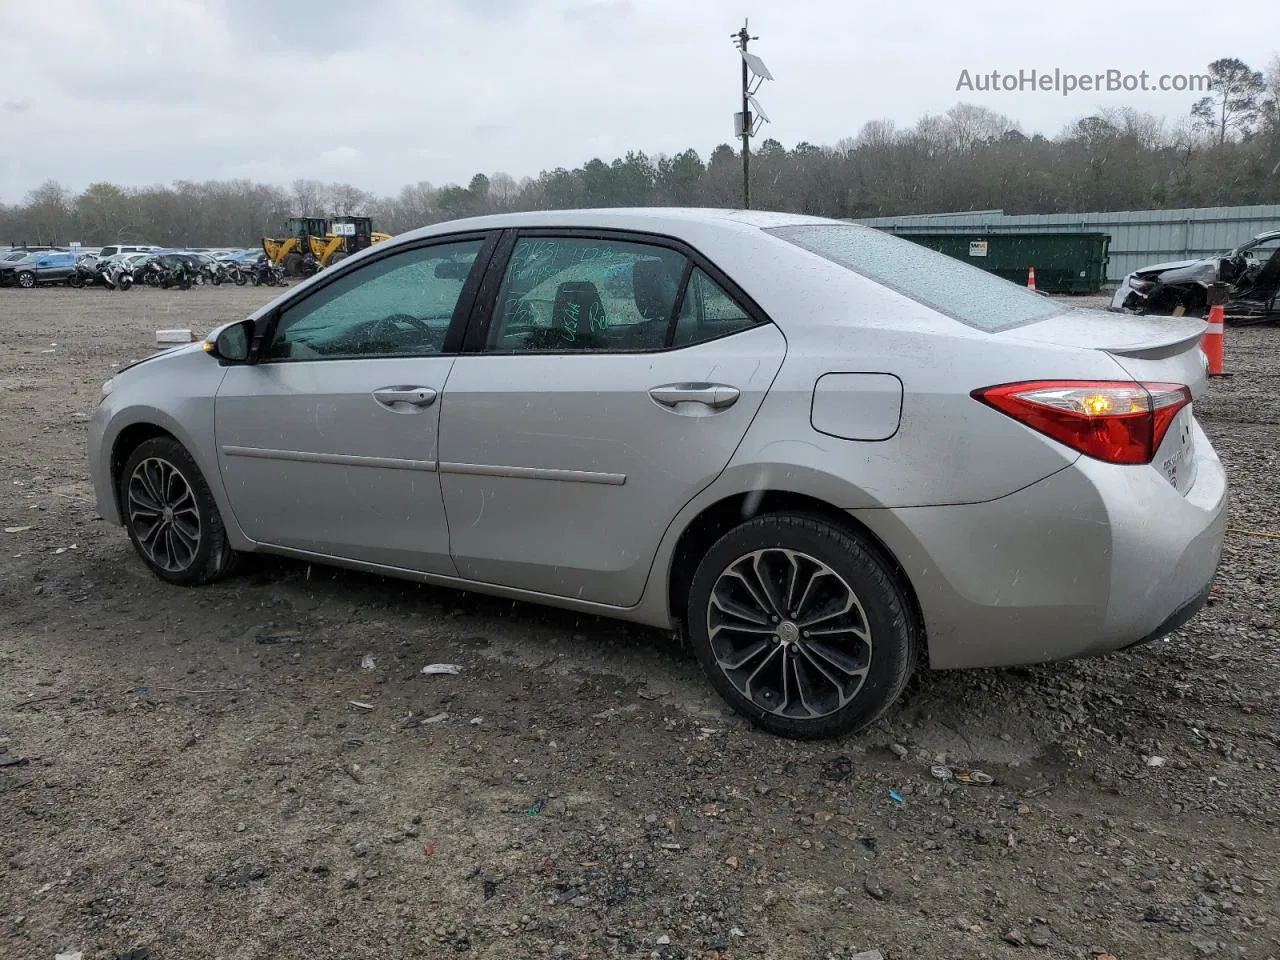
[119,436,239,586]
[16,271,35,289]
[328,251,348,267]
[118,274,133,290]
[67,272,84,288]
[686,514,918,740]
[283,252,302,277]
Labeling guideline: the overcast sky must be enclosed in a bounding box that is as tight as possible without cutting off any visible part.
[1,0,1275,202]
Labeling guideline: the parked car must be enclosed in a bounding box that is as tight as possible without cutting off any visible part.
[97,243,158,260]
[1110,229,1280,324]
[88,209,1226,739]
[117,252,156,279]
[1,246,57,266]
[0,250,77,287]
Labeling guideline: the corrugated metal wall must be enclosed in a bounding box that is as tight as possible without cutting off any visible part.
[852,205,1280,283]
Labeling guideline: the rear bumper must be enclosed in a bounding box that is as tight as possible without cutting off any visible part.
[853,420,1226,669]
[1120,580,1212,652]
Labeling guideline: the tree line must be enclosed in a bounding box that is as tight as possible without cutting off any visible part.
[3,56,1278,248]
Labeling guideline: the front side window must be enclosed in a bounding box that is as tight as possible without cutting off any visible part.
[264,239,483,361]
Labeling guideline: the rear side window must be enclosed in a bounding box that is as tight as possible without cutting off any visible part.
[486,236,762,354]
[767,224,1061,331]
[671,269,757,347]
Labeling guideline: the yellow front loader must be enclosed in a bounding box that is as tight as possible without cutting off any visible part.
[309,216,390,268]
[262,217,330,276]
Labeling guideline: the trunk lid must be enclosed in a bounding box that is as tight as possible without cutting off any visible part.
[1002,308,1207,496]
[1003,308,1206,394]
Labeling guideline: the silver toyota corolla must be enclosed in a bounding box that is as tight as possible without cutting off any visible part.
[88,209,1227,738]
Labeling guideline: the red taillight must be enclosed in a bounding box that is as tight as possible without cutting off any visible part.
[972,380,1192,465]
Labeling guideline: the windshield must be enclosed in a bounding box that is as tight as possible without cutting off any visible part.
[1233,234,1280,259]
[766,224,1062,332]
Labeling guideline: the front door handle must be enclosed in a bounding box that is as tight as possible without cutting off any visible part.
[649,382,740,410]
[373,386,437,408]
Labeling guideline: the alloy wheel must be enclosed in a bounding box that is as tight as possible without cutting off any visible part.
[706,548,872,720]
[127,457,202,573]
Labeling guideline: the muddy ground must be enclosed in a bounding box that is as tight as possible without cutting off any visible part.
[1,285,1277,960]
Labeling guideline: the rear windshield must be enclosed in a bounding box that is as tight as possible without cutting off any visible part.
[766,224,1062,331]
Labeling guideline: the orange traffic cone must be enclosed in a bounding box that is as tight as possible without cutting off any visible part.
[1202,282,1227,377]
[1026,266,1037,292]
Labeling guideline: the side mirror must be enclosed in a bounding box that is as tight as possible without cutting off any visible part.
[207,320,252,363]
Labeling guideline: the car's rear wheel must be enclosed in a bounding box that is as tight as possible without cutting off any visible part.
[120,437,238,585]
[687,514,917,739]
[16,271,35,288]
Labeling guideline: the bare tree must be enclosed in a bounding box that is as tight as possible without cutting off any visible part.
[1191,57,1266,145]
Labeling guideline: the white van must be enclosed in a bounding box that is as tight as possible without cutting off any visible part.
[98,244,158,259]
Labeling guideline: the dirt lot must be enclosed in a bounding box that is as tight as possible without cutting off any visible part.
[1,286,1278,960]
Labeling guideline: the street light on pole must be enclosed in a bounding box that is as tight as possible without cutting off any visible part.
[732,19,773,210]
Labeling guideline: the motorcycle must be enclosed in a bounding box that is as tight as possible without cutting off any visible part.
[99,260,134,290]
[246,257,286,287]
[298,253,321,278]
[161,259,195,290]
[215,260,249,285]
[198,260,225,286]
[66,260,100,288]
[67,259,133,290]
[140,259,166,287]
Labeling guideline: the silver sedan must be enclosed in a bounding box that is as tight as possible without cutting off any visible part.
[88,209,1227,739]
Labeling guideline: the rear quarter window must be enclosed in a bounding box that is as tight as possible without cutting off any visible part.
[766,224,1062,332]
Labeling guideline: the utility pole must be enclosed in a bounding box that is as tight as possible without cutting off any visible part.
[732,21,772,211]
[736,22,753,208]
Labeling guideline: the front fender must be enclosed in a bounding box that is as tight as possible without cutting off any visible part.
[89,353,248,548]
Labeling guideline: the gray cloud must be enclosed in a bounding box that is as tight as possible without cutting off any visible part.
[0,0,1271,202]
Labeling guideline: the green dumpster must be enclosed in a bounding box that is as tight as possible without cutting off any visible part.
[884,231,1111,294]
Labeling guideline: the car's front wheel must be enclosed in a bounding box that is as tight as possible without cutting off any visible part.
[16,271,35,288]
[120,437,238,585]
[687,514,918,739]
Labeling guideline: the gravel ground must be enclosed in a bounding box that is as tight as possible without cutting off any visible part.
[1,286,1277,960]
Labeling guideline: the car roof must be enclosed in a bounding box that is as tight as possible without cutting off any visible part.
[396,207,839,244]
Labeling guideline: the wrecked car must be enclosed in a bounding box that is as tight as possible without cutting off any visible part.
[1110,230,1280,324]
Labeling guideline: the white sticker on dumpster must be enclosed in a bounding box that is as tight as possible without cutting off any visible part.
[969,241,988,257]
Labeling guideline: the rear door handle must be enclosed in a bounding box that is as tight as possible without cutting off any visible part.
[373,386,437,408]
[649,382,741,410]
